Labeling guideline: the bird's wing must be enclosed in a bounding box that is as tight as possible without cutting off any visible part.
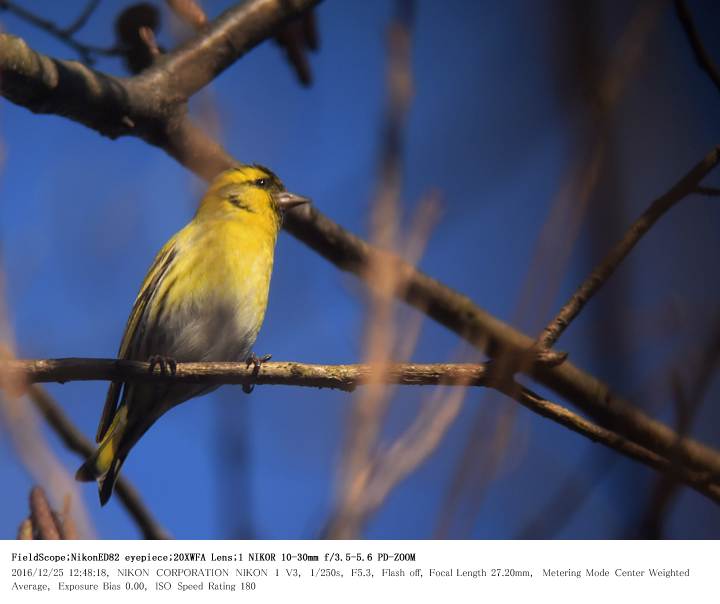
[95,237,179,443]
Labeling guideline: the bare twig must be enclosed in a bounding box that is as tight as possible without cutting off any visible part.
[139,0,321,99]
[65,0,101,36]
[5,358,490,391]
[537,146,720,351]
[674,0,720,95]
[275,11,318,86]
[504,383,720,505]
[28,385,170,539]
[0,0,118,64]
[694,185,720,196]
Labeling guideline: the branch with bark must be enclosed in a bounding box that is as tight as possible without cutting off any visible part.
[4,358,491,391]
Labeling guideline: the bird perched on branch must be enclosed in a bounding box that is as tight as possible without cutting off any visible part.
[76,165,310,505]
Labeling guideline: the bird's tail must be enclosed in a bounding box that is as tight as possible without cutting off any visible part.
[75,406,128,506]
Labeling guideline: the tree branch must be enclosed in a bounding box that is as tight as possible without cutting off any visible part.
[695,185,720,196]
[537,146,720,350]
[0,0,115,64]
[1,3,720,504]
[7,358,490,391]
[674,0,720,95]
[506,384,720,506]
[139,0,321,99]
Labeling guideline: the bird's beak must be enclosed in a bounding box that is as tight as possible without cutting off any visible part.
[274,191,311,211]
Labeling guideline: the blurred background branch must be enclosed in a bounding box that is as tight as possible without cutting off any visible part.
[16,486,76,540]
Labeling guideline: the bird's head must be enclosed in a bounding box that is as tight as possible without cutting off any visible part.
[195,165,310,229]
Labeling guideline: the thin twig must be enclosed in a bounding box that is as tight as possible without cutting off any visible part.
[0,0,117,64]
[674,0,720,95]
[505,383,720,505]
[28,385,170,539]
[694,185,720,196]
[537,146,720,351]
[64,0,101,36]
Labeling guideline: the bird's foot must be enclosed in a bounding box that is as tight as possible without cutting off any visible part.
[243,353,272,393]
[148,354,177,376]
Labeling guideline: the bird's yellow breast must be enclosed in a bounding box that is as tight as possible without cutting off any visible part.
[148,215,278,353]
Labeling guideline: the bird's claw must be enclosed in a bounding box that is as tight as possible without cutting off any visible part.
[243,353,272,393]
[148,355,177,376]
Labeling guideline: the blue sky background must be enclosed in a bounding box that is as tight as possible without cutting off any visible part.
[1,0,719,539]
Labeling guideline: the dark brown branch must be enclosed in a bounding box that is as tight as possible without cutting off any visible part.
[27,386,170,539]
[65,0,101,36]
[138,0,321,99]
[674,0,720,95]
[538,146,720,350]
[1,3,720,498]
[695,185,720,196]
[505,384,720,505]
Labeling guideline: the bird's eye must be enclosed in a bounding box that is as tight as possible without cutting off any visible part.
[255,178,269,188]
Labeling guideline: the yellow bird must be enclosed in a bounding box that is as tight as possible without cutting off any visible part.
[76,165,310,505]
